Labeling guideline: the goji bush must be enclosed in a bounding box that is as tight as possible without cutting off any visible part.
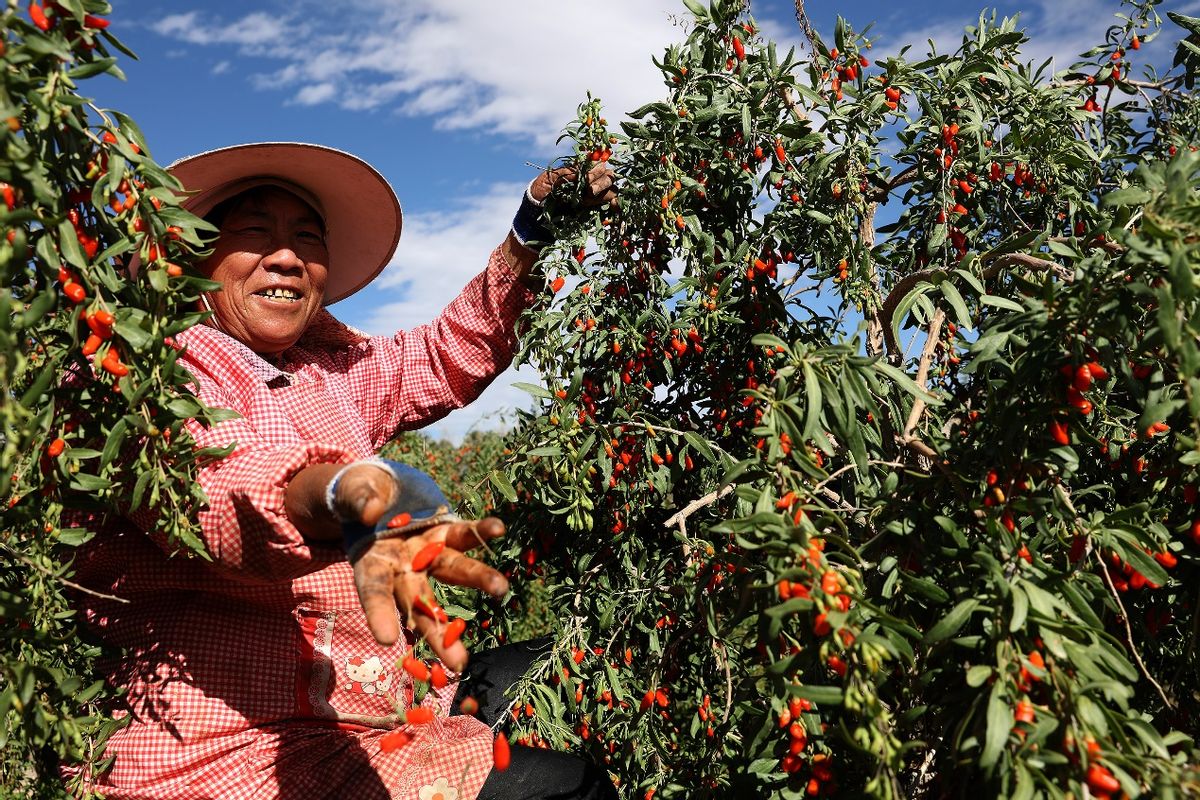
[6,0,1200,797]
[0,1,224,794]
[467,1,1200,797]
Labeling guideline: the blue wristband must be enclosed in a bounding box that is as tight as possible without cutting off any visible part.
[511,182,552,251]
[339,460,460,562]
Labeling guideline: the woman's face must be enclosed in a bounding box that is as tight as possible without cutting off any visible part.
[199,187,329,354]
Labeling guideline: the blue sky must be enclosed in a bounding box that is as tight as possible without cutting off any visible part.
[95,0,1191,440]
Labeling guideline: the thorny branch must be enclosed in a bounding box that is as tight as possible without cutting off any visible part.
[792,0,819,53]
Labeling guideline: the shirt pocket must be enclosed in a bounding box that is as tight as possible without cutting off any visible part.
[294,606,415,728]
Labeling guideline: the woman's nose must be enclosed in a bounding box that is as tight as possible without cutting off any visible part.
[260,243,305,272]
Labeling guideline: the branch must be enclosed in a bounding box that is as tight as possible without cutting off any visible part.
[792,0,819,53]
[879,251,1074,357]
[663,484,737,535]
[714,640,733,724]
[867,166,919,203]
[1100,557,1174,711]
[903,309,946,441]
[1,543,129,604]
[862,203,885,359]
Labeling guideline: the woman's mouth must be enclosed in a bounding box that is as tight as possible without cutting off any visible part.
[255,287,303,303]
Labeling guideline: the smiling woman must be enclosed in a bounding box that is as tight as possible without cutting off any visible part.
[199,186,330,353]
[68,141,618,800]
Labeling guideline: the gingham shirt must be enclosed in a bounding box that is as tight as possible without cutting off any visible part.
[69,247,533,800]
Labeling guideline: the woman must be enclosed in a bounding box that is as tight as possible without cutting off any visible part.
[71,142,617,799]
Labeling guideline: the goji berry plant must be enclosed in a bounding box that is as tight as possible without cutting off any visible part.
[470,0,1200,797]
[0,1,225,794]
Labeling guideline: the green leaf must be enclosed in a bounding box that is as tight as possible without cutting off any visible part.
[940,281,972,331]
[979,681,1009,770]
[512,382,552,399]
[683,431,715,463]
[1101,185,1153,207]
[874,362,940,406]
[923,599,978,644]
[980,294,1024,312]
[966,665,993,687]
[489,470,518,503]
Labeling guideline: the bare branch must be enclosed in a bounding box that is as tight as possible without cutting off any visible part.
[1,543,129,604]
[867,165,919,203]
[792,0,819,53]
[903,309,946,440]
[663,484,737,533]
[1100,557,1174,711]
[862,203,885,358]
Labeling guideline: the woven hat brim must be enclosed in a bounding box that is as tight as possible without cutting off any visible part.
[168,142,402,305]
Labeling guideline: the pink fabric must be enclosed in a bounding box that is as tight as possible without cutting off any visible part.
[68,247,533,799]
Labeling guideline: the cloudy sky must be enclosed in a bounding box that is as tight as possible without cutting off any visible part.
[97,0,1191,440]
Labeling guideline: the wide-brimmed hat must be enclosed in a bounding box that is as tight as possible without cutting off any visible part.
[167,142,402,305]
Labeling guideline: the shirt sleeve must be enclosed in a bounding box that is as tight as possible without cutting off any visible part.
[169,379,358,584]
[338,245,536,448]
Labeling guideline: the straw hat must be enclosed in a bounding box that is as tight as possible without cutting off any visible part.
[167,142,402,304]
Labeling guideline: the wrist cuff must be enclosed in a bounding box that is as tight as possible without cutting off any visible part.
[340,460,460,562]
[511,180,552,251]
[324,457,392,520]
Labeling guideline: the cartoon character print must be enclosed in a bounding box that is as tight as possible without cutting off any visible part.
[343,654,394,696]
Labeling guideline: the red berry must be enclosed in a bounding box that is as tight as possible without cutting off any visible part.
[405,707,434,724]
[493,732,511,770]
[379,729,412,753]
[410,540,445,571]
[442,618,466,649]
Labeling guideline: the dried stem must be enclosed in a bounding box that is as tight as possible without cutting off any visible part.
[663,484,737,535]
[862,203,885,358]
[792,0,819,53]
[1100,559,1174,711]
[1,543,129,604]
[903,309,946,440]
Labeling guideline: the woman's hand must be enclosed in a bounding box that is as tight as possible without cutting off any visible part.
[351,519,508,672]
[504,163,618,279]
[285,462,509,671]
[531,162,618,207]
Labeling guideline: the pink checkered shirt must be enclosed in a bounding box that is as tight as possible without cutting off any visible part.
[68,247,533,800]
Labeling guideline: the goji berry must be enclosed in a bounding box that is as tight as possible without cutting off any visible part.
[410,540,445,571]
[378,729,412,753]
[405,707,434,724]
[442,617,466,648]
[29,2,51,31]
[493,732,511,770]
[402,655,429,683]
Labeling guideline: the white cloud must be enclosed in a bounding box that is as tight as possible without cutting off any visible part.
[878,0,1148,74]
[149,0,686,146]
[152,11,297,52]
[211,60,231,75]
[293,82,337,105]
